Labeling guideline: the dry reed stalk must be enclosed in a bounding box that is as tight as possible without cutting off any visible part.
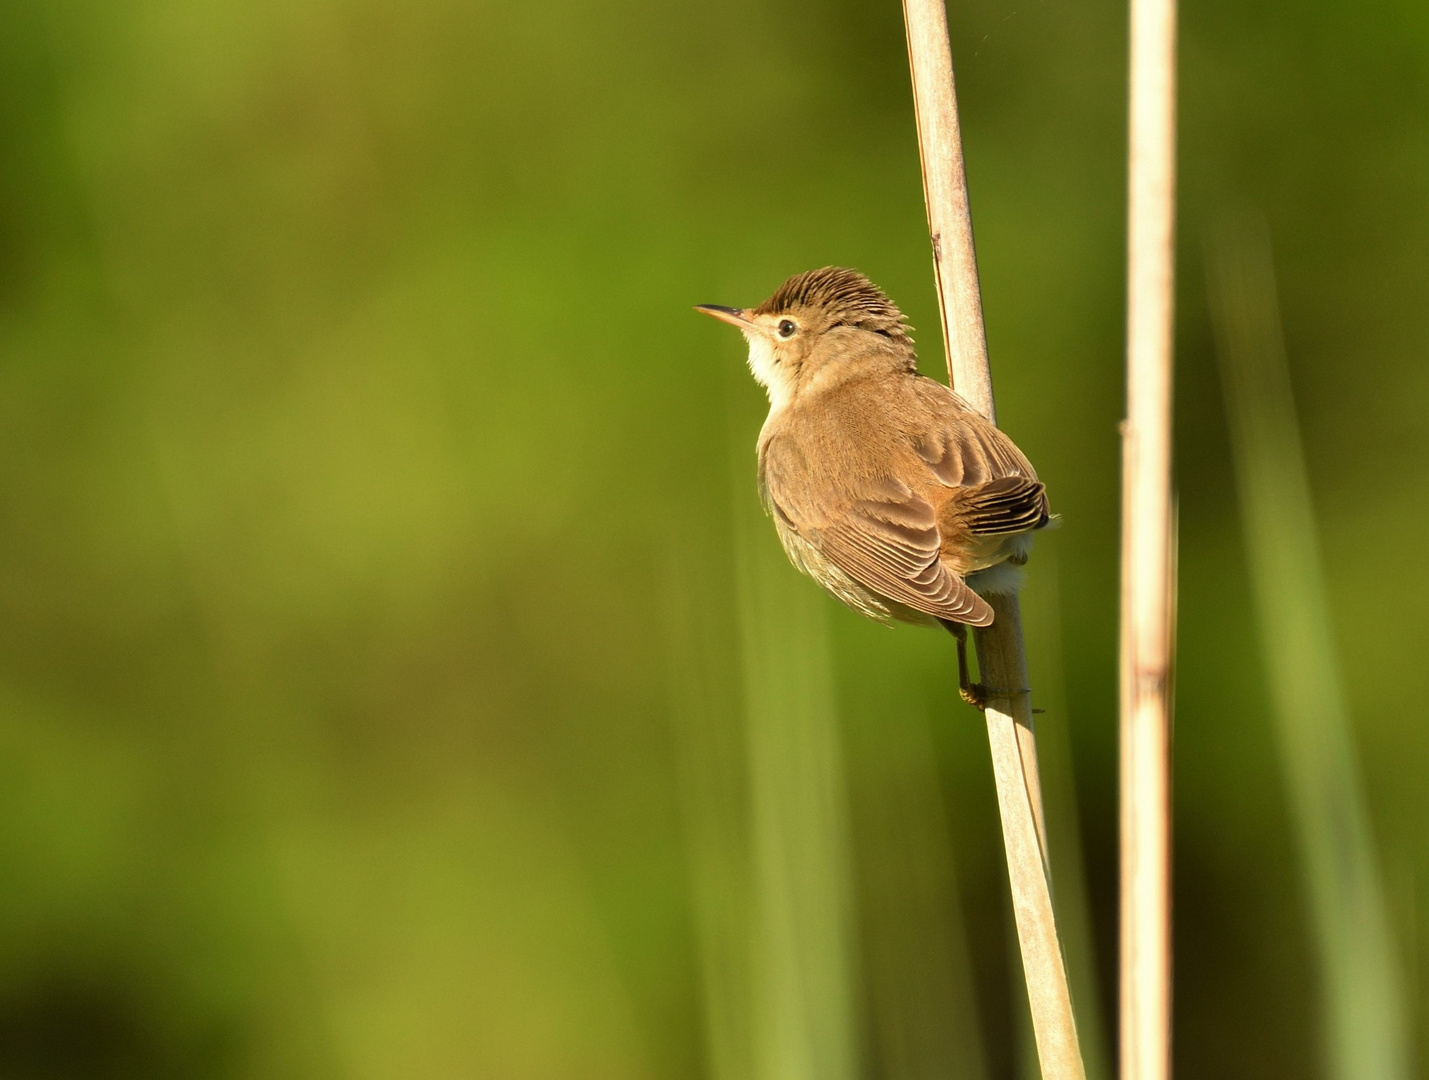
[902,3,1085,1078]
[1120,0,1177,1076]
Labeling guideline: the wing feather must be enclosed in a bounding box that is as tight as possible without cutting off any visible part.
[811,497,994,626]
[756,375,1052,629]
[946,475,1050,536]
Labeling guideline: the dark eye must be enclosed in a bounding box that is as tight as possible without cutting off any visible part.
[777,319,797,338]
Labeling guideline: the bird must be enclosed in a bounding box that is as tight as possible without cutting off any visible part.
[697,266,1053,709]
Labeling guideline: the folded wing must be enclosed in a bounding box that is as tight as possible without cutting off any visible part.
[759,378,1050,629]
[943,474,1050,537]
[770,468,994,625]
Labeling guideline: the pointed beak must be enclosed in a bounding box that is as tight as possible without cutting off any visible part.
[695,304,754,329]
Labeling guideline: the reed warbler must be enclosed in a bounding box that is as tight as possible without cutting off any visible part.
[698,267,1052,708]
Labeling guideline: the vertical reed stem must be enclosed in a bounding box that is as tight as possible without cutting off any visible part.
[903,3,1086,1077]
[1121,0,1177,1075]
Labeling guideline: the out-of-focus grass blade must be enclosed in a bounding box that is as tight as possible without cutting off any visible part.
[850,701,991,1080]
[664,531,754,1080]
[1206,217,1411,1080]
[733,476,860,1080]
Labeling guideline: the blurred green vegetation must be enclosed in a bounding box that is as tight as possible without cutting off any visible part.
[1209,220,1410,1080]
[0,0,1426,1078]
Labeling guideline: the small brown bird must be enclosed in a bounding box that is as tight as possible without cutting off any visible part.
[698,267,1052,708]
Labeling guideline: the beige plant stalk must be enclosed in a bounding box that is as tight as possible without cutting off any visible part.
[1120,0,1177,1077]
[902,3,1087,1078]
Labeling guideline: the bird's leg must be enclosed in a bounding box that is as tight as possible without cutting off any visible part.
[946,621,987,711]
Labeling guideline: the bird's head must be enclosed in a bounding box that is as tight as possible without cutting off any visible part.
[697,267,915,407]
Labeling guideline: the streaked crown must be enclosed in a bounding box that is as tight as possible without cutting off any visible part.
[754,267,913,346]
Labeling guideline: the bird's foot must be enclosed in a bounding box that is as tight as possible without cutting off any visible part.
[961,685,1034,712]
[960,682,988,711]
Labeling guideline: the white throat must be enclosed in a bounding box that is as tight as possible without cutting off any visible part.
[744,333,793,409]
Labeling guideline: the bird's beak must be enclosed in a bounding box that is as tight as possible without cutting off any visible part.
[695,304,754,329]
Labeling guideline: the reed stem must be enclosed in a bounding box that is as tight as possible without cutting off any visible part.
[1120,0,1177,1076]
[902,3,1086,1077]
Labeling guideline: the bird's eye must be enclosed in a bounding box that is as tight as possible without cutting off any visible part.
[777,319,797,338]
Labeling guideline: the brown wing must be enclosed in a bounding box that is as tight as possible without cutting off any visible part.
[757,375,1048,629]
[908,379,1050,538]
[911,384,1040,488]
[943,475,1050,537]
[765,464,994,626]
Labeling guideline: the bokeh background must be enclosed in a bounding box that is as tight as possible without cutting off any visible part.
[2,0,1426,1077]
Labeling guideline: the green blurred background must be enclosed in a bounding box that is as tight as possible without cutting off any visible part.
[1,0,1426,1077]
